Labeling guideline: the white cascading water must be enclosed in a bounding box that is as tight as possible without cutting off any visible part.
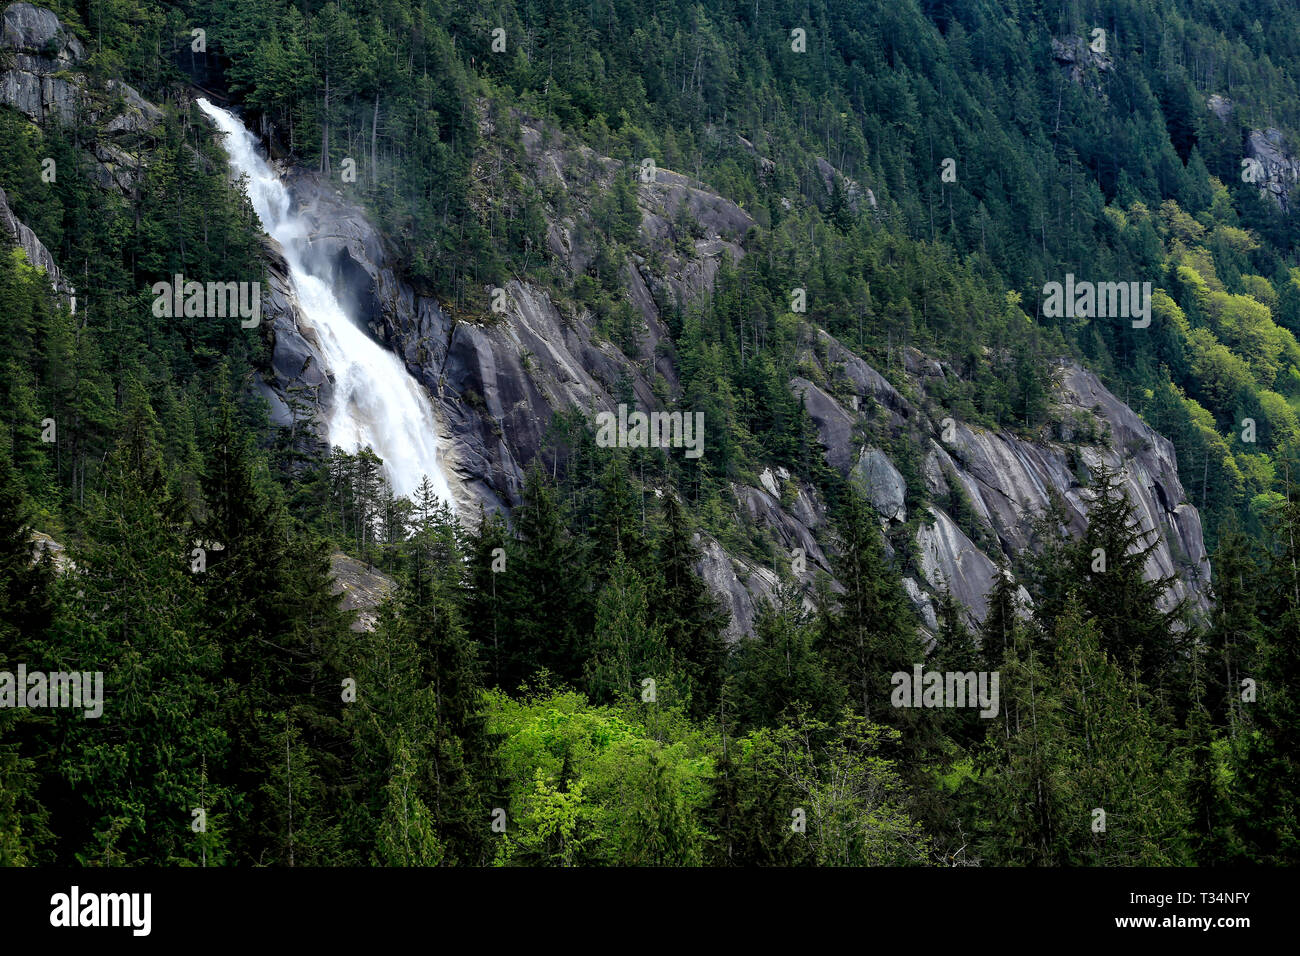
[197,98,454,506]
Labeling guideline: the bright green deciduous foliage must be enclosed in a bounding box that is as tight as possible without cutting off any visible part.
[486,687,711,866]
[710,712,929,867]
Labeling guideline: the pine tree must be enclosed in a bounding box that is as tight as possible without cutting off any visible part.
[651,492,726,715]
[978,565,1022,672]
[617,749,700,865]
[932,588,984,749]
[585,550,665,705]
[1233,492,1300,864]
[703,726,813,867]
[817,485,923,723]
[462,504,510,689]
[590,456,646,583]
[1205,526,1261,731]
[504,461,591,687]
[975,603,1069,866]
[1031,464,1181,695]
[0,452,53,864]
[373,739,447,866]
[1185,701,1239,865]
[977,598,1189,865]
[52,382,229,865]
[724,584,840,731]
[194,379,352,864]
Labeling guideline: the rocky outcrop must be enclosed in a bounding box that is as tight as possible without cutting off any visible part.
[1245,128,1300,214]
[852,447,906,523]
[814,156,874,213]
[1051,34,1113,89]
[260,107,761,521]
[252,237,333,451]
[1207,94,1233,124]
[1,2,78,62]
[29,530,71,571]
[0,3,162,197]
[0,183,73,301]
[795,339,1211,625]
[1202,93,1299,215]
[915,507,999,621]
[329,552,397,632]
[0,2,82,123]
[694,534,782,641]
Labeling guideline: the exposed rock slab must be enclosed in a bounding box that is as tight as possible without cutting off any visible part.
[0,183,73,300]
[329,552,396,633]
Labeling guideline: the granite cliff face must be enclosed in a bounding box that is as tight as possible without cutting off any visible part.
[0,2,163,196]
[259,113,759,520]
[245,111,1211,639]
[793,338,1209,627]
[0,183,71,300]
[1202,94,1300,213]
[0,2,82,123]
[1245,127,1300,213]
[1,3,1214,643]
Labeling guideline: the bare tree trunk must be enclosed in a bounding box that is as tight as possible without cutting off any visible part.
[286,728,294,867]
[371,91,380,186]
[321,72,332,176]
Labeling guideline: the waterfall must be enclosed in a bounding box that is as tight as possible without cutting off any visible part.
[196,98,454,507]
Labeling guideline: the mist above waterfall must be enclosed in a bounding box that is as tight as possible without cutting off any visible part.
[197,98,454,508]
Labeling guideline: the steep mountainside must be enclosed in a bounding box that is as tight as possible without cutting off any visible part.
[0,5,1213,635]
[6,1,1300,871]
[243,107,1212,635]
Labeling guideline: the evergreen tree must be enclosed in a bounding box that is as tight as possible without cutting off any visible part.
[1205,525,1261,731]
[462,504,510,689]
[978,565,1022,672]
[502,461,591,687]
[1185,701,1240,865]
[932,588,984,750]
[50,382,230,865]
[0,452,53,864]
[724,584,840,732]
[585,550,666,706]
[1031,465,1181,696]
[194,379,353,864]
[1234,493,1300,864]
[978,598,1189,865]
[817,486,924,723]
[651,492,726,715]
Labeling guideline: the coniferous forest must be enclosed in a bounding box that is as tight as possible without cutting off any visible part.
[0,0,1299,890]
